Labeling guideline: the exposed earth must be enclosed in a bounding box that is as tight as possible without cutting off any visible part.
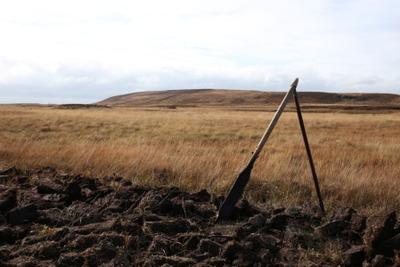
[0,167,399,266]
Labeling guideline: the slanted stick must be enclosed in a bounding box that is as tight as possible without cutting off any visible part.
[216,78,299,221]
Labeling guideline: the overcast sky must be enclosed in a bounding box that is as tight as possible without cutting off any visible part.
[1,0,399,104]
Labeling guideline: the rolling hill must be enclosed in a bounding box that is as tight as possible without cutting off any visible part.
[96,89,400,107]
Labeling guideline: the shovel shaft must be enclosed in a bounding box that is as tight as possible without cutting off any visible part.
[250,78,298,162]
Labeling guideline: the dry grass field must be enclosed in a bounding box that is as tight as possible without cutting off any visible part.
[0,104,399,215]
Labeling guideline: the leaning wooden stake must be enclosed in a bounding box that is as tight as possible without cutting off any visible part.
[293,89,326,216]
[216,78,299,221]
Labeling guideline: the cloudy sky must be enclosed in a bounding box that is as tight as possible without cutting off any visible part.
[1,0,399,104]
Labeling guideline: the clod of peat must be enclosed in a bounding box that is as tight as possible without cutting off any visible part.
[364,210,397,249]
[350,213,367,232]
[7,204,38,225]
[0,189,17,215]
[331,207,356,221]
[342,245,366,266]
[315,219,349,237]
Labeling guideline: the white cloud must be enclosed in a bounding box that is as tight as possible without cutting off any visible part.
[1,0,400,103]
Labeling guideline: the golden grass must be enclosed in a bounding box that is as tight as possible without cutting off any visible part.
[0,104,399,214]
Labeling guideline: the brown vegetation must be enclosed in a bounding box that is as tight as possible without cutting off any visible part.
[0,102,399,215]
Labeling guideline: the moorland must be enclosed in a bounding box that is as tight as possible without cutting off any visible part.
[1,89,399,215]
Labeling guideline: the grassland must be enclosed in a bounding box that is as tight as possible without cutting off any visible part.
[0,104,399,215]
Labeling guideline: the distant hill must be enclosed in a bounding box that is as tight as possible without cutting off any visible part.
[96,89,400,107]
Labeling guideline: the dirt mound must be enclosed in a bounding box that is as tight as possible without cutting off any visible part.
[0,167,399,266]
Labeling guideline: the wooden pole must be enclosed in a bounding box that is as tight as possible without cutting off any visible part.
[293,89,326,216]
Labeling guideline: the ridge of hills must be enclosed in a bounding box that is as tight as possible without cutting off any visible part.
[96,89,400,107]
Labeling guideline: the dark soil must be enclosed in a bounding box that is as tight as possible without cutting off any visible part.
[0,167,399,266]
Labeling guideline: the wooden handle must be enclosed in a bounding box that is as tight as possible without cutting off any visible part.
[250,78,298,162]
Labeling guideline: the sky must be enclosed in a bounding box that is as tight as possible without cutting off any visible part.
[0,0,399,104]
